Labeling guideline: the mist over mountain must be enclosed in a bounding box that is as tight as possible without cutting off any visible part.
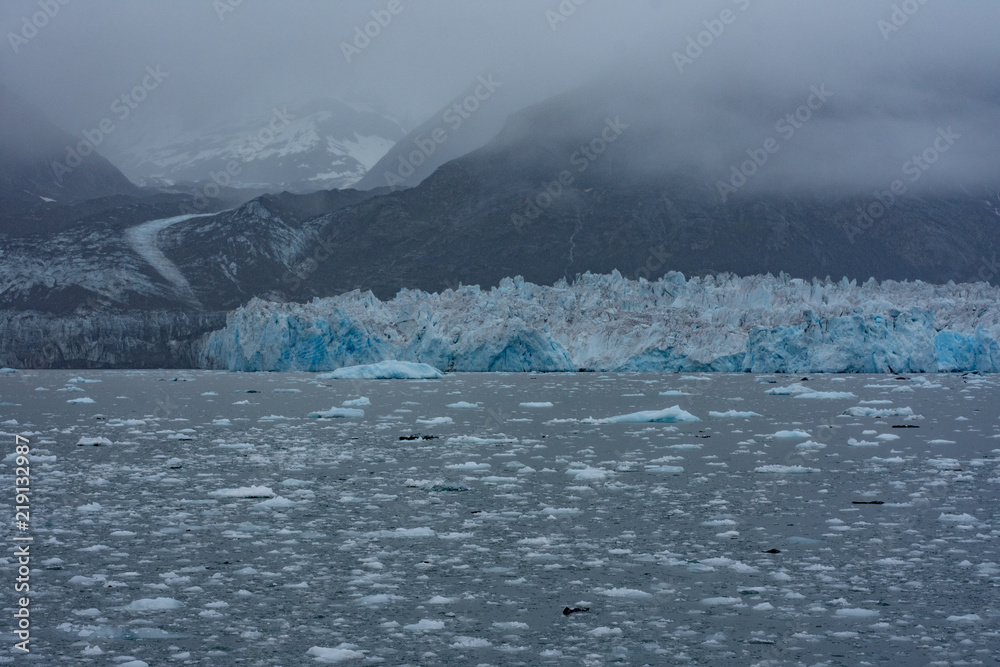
[101,98,409,192]
[0,82,139,223]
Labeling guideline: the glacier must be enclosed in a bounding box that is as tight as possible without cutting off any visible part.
[200,271,1000,373]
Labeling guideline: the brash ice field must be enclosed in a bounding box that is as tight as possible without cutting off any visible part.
[2,369,998,665]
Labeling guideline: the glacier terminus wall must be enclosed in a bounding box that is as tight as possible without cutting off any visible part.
[200,271,1000,374]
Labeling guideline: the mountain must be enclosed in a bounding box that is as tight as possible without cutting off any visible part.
[354,73,522,191]
[102,99,408,192]
[0,187,389,315]
[0,82,140,226]
[4,75,1000,367]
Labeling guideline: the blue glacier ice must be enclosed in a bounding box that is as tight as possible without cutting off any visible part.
[201,271,1000,373]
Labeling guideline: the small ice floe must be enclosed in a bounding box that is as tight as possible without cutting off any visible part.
[595,587,652,598]
[445,461,491,470]
[253,496,296,510]
[451,636,491,648]
[709,410,762,418]
[566,466,611,482]
[843,406,916,418]
[795,440,826,450]
[364,527,436,538]
[77,436,112,446]
[318,361,443,380]
[658,390,692,396]
[755,465,820,474]
[212,418,232,426]
[67,397,95,404]
[427,595,457,604]
[403,619,444,632]
[0,368,16,373]
[771,429,812,438]
[520,402,554,408]
[77,502,102,512]
[447,401,479,409]
[947,614,982,623]
[307,407,364,419]
[645,465,684,473]
[585,405,699,424]
[701,597,743,606]
[123,597,184,612]
[306,644,367,662]
[208,486,276,498]
[539,507,581,516]
[342,397,370,407]
[217,443,254,450]
[938,513,979,524]
[765,383,813,395]
[796,391,856,399]
[273,388,301,393]
[834,608,879,618]
[928,458,962,470]
[492,621,529,630]
[357,594,403,606]
[847,438,879,447]
[445,435,518,445]
[416,416,452,425]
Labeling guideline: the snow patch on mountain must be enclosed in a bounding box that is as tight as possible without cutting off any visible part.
[201,271,1000,373]
[105,99,408,191]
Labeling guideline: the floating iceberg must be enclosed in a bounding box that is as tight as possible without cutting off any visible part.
[318,361,443,379]
[585,405,700,424]
[201,271,1000,373]
[307,407,364,419]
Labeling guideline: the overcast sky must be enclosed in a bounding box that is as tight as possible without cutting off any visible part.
[3,0,999,193]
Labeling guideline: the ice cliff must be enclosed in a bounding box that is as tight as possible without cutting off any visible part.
[200,271,1000,373]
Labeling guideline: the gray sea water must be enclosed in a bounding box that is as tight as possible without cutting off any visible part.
[1,370,999,665]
